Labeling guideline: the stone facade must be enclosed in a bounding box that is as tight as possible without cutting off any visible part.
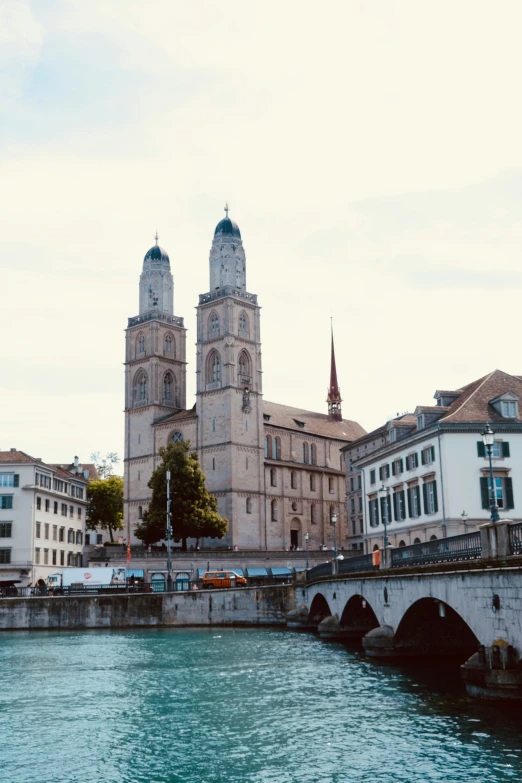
[124,212,365,550]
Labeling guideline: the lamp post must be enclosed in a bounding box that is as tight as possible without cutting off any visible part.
[331,511,338,557]
[378,484,390,547]
[461,509,468,530]
[482,425,500,523]
[304,531,309,569]
[166,470,173,592]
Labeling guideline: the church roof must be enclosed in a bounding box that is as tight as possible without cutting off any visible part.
[262,401,366,442]
[144,244,170,263]
[214,217,241,239]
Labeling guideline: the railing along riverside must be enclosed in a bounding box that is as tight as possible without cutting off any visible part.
[338,554,376,574]
[509,522,522,555]
[128,311,184,328]
[306,562,333,581]
[390,531,482,568]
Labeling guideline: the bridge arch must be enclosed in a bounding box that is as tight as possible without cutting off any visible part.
[340,594,379,638]
[309,593,332,625]
[394,597,479,658]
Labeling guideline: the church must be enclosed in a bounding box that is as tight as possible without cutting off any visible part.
[123,209,366,550]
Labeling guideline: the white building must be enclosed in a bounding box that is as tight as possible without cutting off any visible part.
[346,370,522,552]
[0,450,89,588]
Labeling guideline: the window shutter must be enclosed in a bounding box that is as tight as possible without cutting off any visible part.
[400,490,406,520]
[505,477,514,509]
[379,467,383,481]
[370,470,375,485]
[502,442,510,458]
[432,480,438,513]
[407,488,412,518]
[414,453,419,469]
[477,442,485,458]
[380,497,385,522]
[375,499,379,524]
[422,483,428,514]
[392,493,397,521]
[392,462,396,476]
[480,477,489,509]
[388,496,392,522]
[399,459,404,473]
[430,446,435,462]
[421,450,426,466]
[13,474,19,488]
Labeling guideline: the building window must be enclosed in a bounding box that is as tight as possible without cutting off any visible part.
[53,525,57,541]
[271,500,277,522]
[52,550,57,566]
[208,311,219,337]
[207,351,221,383]
[0,522,12,538]
[36,521,41,538]
[35,548,40,564]
[406,453,419,471]
[238,311,250,337]
[59,527,65,542]
[85,534,90,545]
[408,486,421,518]
[164,334,173,353]
[310,444,316,465]
[393,490,406,521]
[358,496,362,512]
[423,480,438,515]
[134,372,147,403]
[45,499,50,512]
[67,552,73,566]
[308,473,315,492]
[265,436,272,459]
[270,469,277,487]
[44,523,49,539]
[36,496,41,510]
[0,548,11,564]
[137,334,145,353]
[480,476,513,510]
[357,475,362,490]
[311,504,316,524]
[421,446,435,466]
[69,505,74,518]
[97,534,103,545]
[350,499,355,514]
[68,529,74,544]
[77,508,82,519]
[369,498,379,527]
[163,372,174,401]
[302,443,309,464]
[60,551,65,566]
[138,505,143,519]
[212,458,215,471]
[44,548,49,565]
[291,471,297,489]
[273,438,281,460]
[0,496,13,510]
[0,473,17,487]
[61,504,67,517]
[76,531,82,545]
[392,459,404,477]
[171,432,183,443]
[328,477,334,494]
[350,477,354,492]
[477,441,509,458]
[369,469,375,485]
[501,400,518,418]
[246,497,252,514]
[238,350,251,380]
[53,502,58,514]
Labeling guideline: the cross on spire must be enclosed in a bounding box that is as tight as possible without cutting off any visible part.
[224,202,229,218]
[154,231,159,245]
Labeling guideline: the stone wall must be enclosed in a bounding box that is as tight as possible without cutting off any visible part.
[0,585,295,631]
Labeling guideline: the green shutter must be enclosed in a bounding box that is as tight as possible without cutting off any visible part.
[388,496,392,522]
[407,487,412,518]
[477,442,485,457]
[380,497,385,522]
[379,467,383,481]
[414,453,419,468]
[505,477,514,509]
[375,499,379,524]
[432,480,438,513]
[502,442,510,458]
[13,474,19,488]
[430,446,435,462]
[400,490,406,520]
[480,477,489,509]
[370,470,375,485]
[422,483,428,514]
[416,486,421,513]
[399,458,404,473]
[421,450,426,466]
[392,492,397,521]
[392,462,396,476]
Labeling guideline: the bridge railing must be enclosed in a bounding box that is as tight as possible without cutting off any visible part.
[390,531,482,568]
[509,522,522,555]
[306,562,333,581]
[338,554,376,574]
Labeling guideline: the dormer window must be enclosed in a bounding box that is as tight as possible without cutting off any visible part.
[490,393,519,419]
[294,420,305,428]
[417,414,425,430]
[389,428,397,443]
[263,414,271,421]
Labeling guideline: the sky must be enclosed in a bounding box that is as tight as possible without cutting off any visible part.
[2,0,522,464]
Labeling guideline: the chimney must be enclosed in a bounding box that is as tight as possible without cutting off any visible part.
[73,456,79,467]
[10,448,16,452]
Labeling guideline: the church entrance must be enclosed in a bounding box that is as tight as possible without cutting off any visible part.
[290,518,302,550]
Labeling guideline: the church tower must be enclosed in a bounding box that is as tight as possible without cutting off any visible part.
[196,207,265,548]
[327,324,342,421]
[124,236,187,541]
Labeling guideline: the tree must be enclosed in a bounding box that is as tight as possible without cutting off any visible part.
[135,441,228,550]
[87,475,124,543]
[90,451,120,479]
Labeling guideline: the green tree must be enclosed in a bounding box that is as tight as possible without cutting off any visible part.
[90,451,120,478]
[135,441,228,550]
[86,475,124,543]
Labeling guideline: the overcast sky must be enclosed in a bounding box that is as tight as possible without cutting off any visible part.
[2,0,522,464]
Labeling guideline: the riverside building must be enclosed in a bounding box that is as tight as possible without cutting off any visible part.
[0,450,89,588]
[343,370,522,552]
[124,210,365,550]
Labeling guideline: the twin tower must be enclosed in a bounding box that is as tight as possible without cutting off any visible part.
[123,210,265,547]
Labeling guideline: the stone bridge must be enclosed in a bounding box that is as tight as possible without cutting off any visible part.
[292,520,522,701]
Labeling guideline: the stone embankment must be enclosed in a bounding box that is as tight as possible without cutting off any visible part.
[0,585,295,631]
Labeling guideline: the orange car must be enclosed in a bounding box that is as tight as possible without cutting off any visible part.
[201,570,247,589]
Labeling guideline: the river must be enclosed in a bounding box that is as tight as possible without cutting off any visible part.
[1,627,521,783]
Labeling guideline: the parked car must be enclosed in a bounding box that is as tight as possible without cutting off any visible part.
[201,570,247,589]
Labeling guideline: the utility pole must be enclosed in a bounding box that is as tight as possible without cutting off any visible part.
[166,470,173,592]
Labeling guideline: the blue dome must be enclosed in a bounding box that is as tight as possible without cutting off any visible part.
[144,245,170,263]
[214,217,241,239]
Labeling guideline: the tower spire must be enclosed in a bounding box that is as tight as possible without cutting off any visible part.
[327,319,342,421]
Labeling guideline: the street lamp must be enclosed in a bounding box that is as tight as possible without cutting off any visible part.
[482,425,500,523]
[461,509,468,530]
[304,531,310,569]
[378,484,390,547]
[331,511,338,557]
[166,470,173,592]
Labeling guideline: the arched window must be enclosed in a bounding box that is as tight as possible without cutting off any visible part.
[310,473,316,491]
[171,432,183,443]
[310,444,316,465]
[271,499,277,522]
[311,504,316,524]
[208,311,220,338]
[429,535,438,541]
[206,351,221,384]
[265,435,272,459]
[273,437,281,460]
[136,333,145,354]
[329,506,336,523]
[138,505,143,519]
[246,497,252,514]
[302,442,309,464]
[134,370,148,403]
[163,372,173,401]
[398,540,406,547]
[291,471,297,489]
[238,350,251,380]
[290,518,301,549]
[270,468,277,487]
[164,333,174,354]
[413,537,421,544]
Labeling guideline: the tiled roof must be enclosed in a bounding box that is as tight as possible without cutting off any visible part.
[440,370,522,423]
[153,405,197,426]
[263,400,366,441]
[51,463,97,481]
[0,450,40,464]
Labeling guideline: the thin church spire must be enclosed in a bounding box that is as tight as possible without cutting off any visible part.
[327,319,342,421]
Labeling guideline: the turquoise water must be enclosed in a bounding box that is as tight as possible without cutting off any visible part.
[1,628,522,783]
